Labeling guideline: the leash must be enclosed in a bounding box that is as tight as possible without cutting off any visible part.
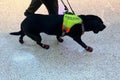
[66,0,75,14]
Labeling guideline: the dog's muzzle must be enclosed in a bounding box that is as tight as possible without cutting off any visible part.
[94,24,106,34]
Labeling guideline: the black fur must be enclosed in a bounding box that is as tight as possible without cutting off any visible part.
[10,14,106,52]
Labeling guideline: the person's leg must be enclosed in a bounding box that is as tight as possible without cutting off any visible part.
[24,0,42,16]
[43,0,58,14]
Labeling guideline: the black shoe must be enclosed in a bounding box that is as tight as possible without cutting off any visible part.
[24,11,34,17]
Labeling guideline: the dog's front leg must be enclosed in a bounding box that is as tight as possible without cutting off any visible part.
[73,37,93,52]
[56,36,64,42]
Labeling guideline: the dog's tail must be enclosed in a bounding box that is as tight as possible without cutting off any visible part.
[10,31,22,36]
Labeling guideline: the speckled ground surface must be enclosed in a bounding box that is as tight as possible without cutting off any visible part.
[0,0,120,80]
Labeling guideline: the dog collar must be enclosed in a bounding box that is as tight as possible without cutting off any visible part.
[81,23,85,34]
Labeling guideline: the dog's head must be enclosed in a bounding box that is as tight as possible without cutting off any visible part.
[79,15,106,34]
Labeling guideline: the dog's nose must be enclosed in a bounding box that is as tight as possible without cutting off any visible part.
[100,25,106,31]
[103,25,106,29]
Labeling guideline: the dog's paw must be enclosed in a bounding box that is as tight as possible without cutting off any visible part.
[57,37,64,42]
[41,44,50,49]
[86,46,93,52]
[19,39,24,44]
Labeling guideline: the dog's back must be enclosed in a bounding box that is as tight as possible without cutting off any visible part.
[21,14,63,35]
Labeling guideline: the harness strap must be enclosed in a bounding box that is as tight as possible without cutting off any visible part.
[62,24,70,36]
[62,25,70,33]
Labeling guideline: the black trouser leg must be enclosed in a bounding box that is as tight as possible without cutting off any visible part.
[25,0,58,16]
[25,0,42,16]
[42,0,59,14]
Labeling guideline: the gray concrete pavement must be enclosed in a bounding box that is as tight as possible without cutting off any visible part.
[0,0,120,80]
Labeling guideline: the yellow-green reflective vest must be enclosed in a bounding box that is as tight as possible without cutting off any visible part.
[63,14,83,28]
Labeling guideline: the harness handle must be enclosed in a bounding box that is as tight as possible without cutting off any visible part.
[61,0,69,13]
[61,0,75,14]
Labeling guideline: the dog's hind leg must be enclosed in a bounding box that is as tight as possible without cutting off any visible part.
[19,33,25,44]
[27,33,50,49]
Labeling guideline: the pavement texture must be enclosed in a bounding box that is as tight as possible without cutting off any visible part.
[0,0,120,80]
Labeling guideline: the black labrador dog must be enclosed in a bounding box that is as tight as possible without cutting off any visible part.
[10,14,106,52]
